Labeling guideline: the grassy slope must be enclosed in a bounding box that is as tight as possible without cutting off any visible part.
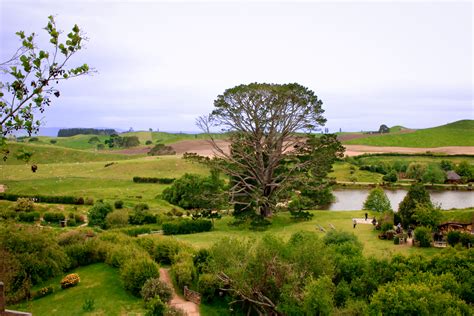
[1,142,132,165]
[344,120,474,147]
[11,263,144,316]
[1,156,209,208]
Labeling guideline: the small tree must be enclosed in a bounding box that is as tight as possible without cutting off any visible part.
[378,124,389,134]
[411,203,442,228]
[398,184,432,227]
[382,171,398,183]
[363,187,392,212]
[88,201,113,229]
[456,161,474,182]
[439,160,454,171]
[421,164,446,184]
[406,163,427,181]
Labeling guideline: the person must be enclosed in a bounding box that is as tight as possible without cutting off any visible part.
[372,217,377,226]
[365,212,368,221]
[353,219,357,229]
[407,227,413,239]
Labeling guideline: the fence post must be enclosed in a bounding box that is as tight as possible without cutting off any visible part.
[0,282,5,314]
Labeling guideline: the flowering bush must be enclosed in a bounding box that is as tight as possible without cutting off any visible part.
[32,286,54,299]
[60,273,80,289]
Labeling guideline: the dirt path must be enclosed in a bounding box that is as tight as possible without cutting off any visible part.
[168,139,474,157]
[159,268,200,316]
[0,184,5,193]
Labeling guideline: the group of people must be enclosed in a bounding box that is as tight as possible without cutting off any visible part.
[353,213,413,240]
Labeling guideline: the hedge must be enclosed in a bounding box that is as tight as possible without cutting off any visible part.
[0,193,84,205]
[162,219,212,235]
[132,177,175,184]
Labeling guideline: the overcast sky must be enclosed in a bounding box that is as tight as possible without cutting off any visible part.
[0,0,472,133]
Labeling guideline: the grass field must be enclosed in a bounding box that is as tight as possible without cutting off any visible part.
[343,120,474,147]
[329,161,383,183]
[170,211,450,258]
[10,263,144,316]
[353,154,474,166]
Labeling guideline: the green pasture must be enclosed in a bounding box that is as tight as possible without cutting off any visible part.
[344,120,474,147]
[11,263,144,316]
[353,154,474,166]
[329,161,383,183]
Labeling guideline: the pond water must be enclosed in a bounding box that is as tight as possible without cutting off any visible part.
[329,189,474,211]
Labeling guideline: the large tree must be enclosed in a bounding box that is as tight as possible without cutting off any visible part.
[1,16,92,141]
[198,83,343,218]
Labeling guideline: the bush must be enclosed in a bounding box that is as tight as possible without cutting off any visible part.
[85,197,94,205]
[171,252,195,289]
[459,233,474,248]
[162,219,213,235]
[105,209,129,228]
[88,201,113,228]
[148,144,176,156]
[49,139,57,144]
[414,226,432,247]
[382,171,398,183]
[120,258,160,296]
[198,273,220,303]
[13,198,35,212]
[134,203,150,211]
[144,296,166,316]
[18,211,39,222]
[97,143,105,150]
[31,286,54,300]
[60,273,80,289]
[145,140,153,145]
[151,237,193,265]
[133,177,175,184]
[43,212,66,223]
[141,277,173,303]
[447,231,461,246]
[114,200,124,209]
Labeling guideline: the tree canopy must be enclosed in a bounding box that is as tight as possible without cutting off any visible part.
[198,83,343,217]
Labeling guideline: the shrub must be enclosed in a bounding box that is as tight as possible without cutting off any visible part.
[162,219,212,235]
[144,296,166,316]
[43,212,66,223]
[31,286,54,300]
[120,258,160,296]
[447,231,461,246]
[459,233,474,248]
[18,211,39,222]
[105,209,129,228]
[303,276,335,316]
[171,252,195,289]
[141,277,173,303]
[249,217,272,231]
[133,177,175,184]
[97,143,105,150]
[148,144,176,156]
[85,197,94,205]
[134,203,150,211]
[88,201,113,228]
[60,273,80,289]
[198,273,220,303]
[67,218,77,226]
[414,226,432,247]
[13,197,35,212]
[82,298,95,312]
[114,200,124,209]
[145,140,153,145]
[49,139,57,144]
[151,237,193,265]
[382,171,398,183]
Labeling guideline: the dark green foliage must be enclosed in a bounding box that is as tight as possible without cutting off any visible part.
[18,211,39,222]
[134,203,149,211]
[31,285,54,300]
[459,233,474,248]
[359,164,389,175]
[392,160,409,172]
[145,140,153,145]
[88,201,113,228]
[382,170,398,182]
[414,226,432,247]
[440,160,454,171]
[147,143,176,156]
[398,184,432,227]
[303,276,335,316]
[104,134,140,148]
[88,136,101,144]
[114,200,124,209]
[162,172,226,210]
[120,257,160,296]
[162,219,212,235]
[447,231,462,246]
[378,124,389,133]
[129,211,158,225]
[249,216,272,231]
[43,212,66,223]
[406,162,427,180]
[141,277,173,303]
[411,204,442,228]
[198,273,220,303]
[133,177,175,184]
[96,143,105,150]
[49,139,57,144]
[0,193,84,205]
[58,128,116,137]
[28,137,39,142]
[171,251,196,289]
[456,161,474,182]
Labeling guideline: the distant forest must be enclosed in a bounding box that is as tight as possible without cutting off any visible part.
[57,128,117,137]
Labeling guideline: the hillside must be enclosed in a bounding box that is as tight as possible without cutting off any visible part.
[0,143,133,165]
[343,120,474,147]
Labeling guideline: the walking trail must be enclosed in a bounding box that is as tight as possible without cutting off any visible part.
[159,268,200,316]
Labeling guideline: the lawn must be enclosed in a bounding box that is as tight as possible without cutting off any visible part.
[329,161,383,183]
[10,263,144,316]
[171,211,442,258]
[343,120,474,147]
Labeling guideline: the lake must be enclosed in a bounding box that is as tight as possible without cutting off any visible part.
[329,189,474,211]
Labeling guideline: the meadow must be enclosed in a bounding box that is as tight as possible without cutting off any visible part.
[343,120,474,147]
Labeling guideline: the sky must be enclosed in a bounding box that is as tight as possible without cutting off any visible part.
[0,0,472,133]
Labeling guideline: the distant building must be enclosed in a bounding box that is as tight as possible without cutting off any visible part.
[445,170,462,184]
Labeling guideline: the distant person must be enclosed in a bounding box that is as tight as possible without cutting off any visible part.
[372,217,377,226]
[353,219,357,229]
[407,227,413,239]
[365,212,368,221]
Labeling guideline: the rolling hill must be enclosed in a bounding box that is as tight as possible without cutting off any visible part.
[343,120,474,147]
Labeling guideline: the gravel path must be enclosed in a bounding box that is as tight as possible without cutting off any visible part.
[159,268,200,316]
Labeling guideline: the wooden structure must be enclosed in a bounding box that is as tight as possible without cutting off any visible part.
[0,282,31,316]
[438,222,472,234]
[445,171,462,184]
[183,286,201,305]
